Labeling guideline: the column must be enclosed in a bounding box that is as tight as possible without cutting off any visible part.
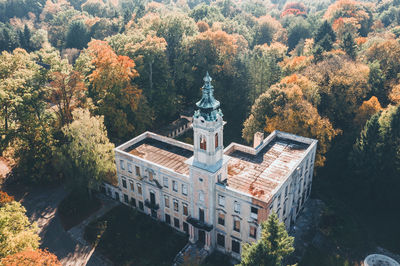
[189,225,195,243]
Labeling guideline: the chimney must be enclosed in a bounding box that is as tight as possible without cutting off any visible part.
[253,132,264,148]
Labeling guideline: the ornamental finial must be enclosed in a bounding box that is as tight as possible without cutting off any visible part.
[203,71,213,89]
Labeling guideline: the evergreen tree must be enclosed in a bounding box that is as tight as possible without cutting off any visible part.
[65,21,90,50]
[18,25,32,52]
[314,20,336,51]
[238,213,294,266]
[341,32,356,60]
[312,45,324,63]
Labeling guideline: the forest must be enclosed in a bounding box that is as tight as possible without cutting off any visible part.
[0,0,400,264]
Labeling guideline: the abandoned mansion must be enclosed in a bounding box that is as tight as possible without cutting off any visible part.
[106,73,318,259]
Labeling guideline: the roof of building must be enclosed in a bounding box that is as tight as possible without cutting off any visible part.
[224,137,310,202]
[124,138,193,175]
[155,117,191,136]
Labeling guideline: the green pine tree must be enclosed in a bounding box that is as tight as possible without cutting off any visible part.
[238,213,294,266]
[314,20,336,51]
[341,32,356,60]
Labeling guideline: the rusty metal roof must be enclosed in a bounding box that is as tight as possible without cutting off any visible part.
[225,138,309,202]
[125,138,192,175]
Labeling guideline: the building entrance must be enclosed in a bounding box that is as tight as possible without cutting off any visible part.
[198,230,205,246]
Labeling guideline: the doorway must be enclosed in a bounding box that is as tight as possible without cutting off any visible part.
[198,230,205,246]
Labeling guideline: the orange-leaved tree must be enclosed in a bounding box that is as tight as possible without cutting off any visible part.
[84,40,145,142]
[1,249,61,265]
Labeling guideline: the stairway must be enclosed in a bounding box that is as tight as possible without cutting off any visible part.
[173,242,209,265]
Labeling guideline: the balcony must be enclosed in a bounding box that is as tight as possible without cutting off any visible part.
[145,199,159,210]
[186,216,213,232]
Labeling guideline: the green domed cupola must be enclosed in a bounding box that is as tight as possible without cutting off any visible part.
[194,72,223,121]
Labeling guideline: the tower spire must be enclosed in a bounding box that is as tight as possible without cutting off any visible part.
[195,72,222,121]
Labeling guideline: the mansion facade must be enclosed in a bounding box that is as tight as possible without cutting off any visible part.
[106,73,317,260]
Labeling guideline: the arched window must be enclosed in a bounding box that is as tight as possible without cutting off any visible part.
[200,135,207,150]
[215,133,219,148]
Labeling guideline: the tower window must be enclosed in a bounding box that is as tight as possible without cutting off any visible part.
[200,135,207,150]
[215,133,218,148]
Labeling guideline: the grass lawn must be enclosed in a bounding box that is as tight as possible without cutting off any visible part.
[84,205,188,266]
[58,190,102,230]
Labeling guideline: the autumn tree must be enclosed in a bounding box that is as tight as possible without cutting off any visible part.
[243,75,339,167]
[324,0,373,37]
[1,249,61,265]
[304,55,370,128]
[238,213,294,266]
[79,40,150,142]
[55,108,116,195]
[48,70,87,127]
[0,201,40,258]
[353,96,382,128]
[0,191,14,205]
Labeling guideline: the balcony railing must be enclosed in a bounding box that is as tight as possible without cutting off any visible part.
[144,199,159,210]
[186,216,213,232]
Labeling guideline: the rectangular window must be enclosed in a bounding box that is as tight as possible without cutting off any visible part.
[137,183,142,195]
[250,225,257,238]
[183,222,189,234]
[139,201,144,211]
[233,219,240,232]
[284,186,288,197]
[217,174,222,183]
[122,177,127,188]
[232,239,240,254]
[199,191,204,202]
[277,194,281,207]
[218,195,225,207]
[234,201,240,214]
[200,136,206,150]
[163,177,168,188]
[183,203,188,216]
[124,194,129,203]
[164,195,170,208]
[217,233,225,247]
[120,160,125,170]
[215,133,218,148]
[135,166,140,177]
[182,184,188,196]
[218,213,225,226]
[127,163,132,173]
[149,171,153,181]
[172,181,178,192]
[174,218,180,228]
[129,180,134,191]
[199,208,204,222]
[130,197,136,207]
[165,214,171,224]
[173,200,179,212]
[251,207,258,220]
